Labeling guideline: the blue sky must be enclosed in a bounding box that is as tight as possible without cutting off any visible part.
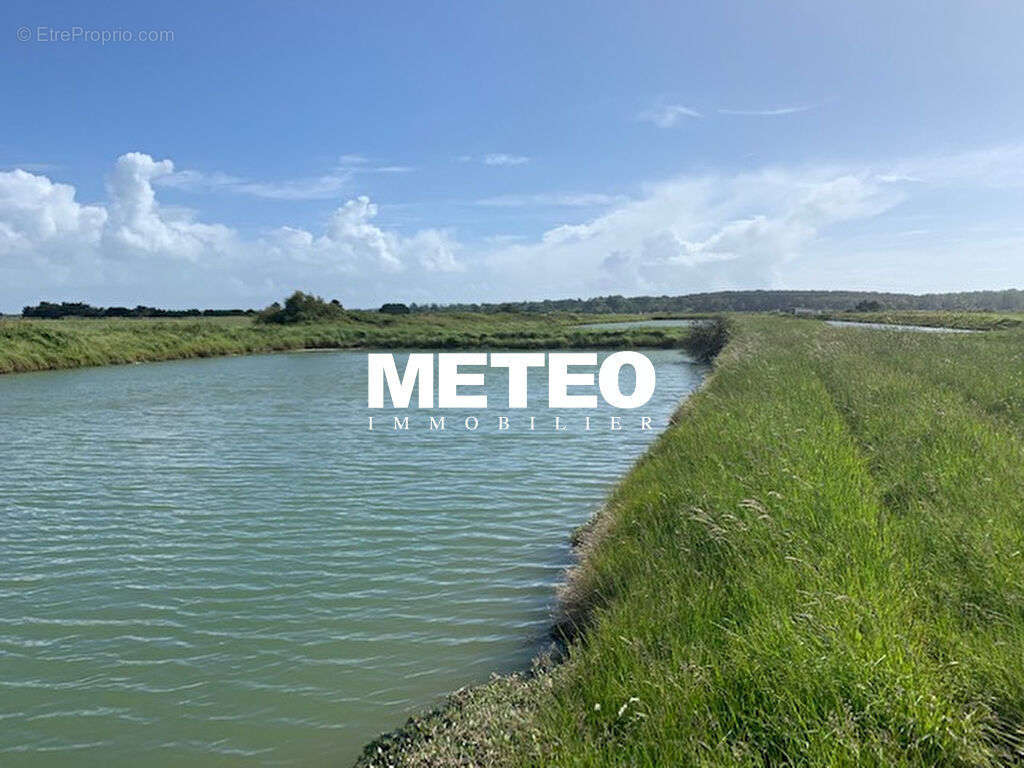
[1,0,1023,310]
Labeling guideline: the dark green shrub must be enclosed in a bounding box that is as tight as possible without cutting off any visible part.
[257,291,346,324]
[681,317,729,362]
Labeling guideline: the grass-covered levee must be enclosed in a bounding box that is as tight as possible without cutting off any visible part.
[0,309,701,375]
[357,314,1024,768]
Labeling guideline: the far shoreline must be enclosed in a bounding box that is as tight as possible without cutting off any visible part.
[0,311,701,377]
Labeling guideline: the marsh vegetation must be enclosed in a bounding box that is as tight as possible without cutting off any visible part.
[358,315,1024,767]
[0,310,701,375]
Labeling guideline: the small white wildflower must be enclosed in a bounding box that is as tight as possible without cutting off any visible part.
[618,697,642,718]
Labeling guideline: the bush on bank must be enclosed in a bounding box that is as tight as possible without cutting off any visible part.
[680,316,730,362]
[257,291,347,324]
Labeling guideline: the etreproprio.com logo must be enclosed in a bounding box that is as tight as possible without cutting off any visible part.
[17,26,175,44]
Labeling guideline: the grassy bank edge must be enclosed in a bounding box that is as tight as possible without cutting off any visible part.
[0,313,704,376]
[352,316,1024,767]
[351,321,732,767]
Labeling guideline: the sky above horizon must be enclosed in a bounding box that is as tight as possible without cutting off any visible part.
[1,0,1023,311]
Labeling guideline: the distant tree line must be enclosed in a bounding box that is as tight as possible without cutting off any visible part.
[408,289,1024,314]
[20,288,1024,319]
[22,301,255,319]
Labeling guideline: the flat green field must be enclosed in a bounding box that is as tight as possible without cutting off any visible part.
[358,315,1024,767]
[0,312,697,375]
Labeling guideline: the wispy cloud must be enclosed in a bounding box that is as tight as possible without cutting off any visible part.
[153,155,414,200]
[482,153,530,167]
[637,104,703,127]
[884,144,1024,188]
[1,162,63,173]
[718,105,813,116]
[337,155,415,173]
[232,175,352,200]
[874,173,922,184]
[482,234,528,245]
[457,153,530,167]
[156,169,351,200]
[474,192,624,208]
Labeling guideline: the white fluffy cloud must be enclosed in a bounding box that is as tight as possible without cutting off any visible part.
[103,152,238,261]
[263,196,460,274]
[484,168,904,294]
[1,146,1023,310]
[0,153,462,308]
[0,169,106,258]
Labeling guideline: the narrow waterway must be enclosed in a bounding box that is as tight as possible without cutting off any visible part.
[825,320,976,333]
[0,349,706,766]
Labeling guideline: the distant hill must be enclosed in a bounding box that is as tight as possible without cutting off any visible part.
[410,289,1024,314]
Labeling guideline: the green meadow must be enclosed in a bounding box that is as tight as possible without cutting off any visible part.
[358,314,1024,767]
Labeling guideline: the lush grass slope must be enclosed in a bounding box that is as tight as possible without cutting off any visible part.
[0,312,695,375]
[358,316,1024,767]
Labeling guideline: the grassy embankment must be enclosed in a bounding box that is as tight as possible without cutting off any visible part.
[357,315,1024,767]
[810,309,1023,331]
[0,312,698,375]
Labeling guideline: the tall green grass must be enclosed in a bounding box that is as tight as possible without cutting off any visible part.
[358,316,1024,767]
[0,312,694,375]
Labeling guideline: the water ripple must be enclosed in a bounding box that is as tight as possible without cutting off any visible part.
[0,349,705,766]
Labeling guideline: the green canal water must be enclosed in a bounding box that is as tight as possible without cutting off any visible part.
[0,349,706,766]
